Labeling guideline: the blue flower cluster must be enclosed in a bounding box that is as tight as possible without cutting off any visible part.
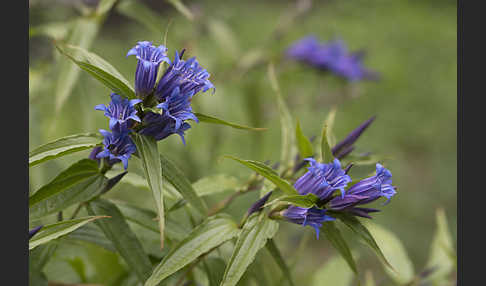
[91,41,214,169]
[282,158,396,238]
[286,35,379,82]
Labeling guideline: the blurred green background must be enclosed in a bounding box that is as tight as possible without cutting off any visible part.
[29,0,456,284]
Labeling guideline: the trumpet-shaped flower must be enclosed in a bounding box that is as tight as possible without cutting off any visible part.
[96,125,137,170]
[282,206,335,238]
[294,158,351,200]
[95,93,141,129]
[127,41,170,97]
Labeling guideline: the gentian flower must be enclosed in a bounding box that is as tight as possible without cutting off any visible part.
[282,206,335,238]
[95,93,142,129]
[139,87,196,143]
[294,158,351,200]
[127,41,170,98]
[286,36,379,82]
[332,115,376,159]
[329,163,396,212]
[155,50,214,102]
[96,125,137,170]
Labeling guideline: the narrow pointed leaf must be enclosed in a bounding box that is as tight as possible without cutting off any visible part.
[29,216,108,250]
[133,134,165,248]
[333,212,394,271]
[145,214,239,286]
[265,239,295,286]
[29,159,108,219]
[267,63,296,167]
[194,113,266,131]
[363,221,415,284]
[220,212,279,286]
[86,199,153,282]
[29,133,102,167]
[295,120,314,159]
[67,224,116,252]
[279,193,319,208]
[56,43,136,100]
[160,153,208,216]
[224,156,298,195]
[29,242,58,286]
[320,221,358,275]
[321,125,334,163]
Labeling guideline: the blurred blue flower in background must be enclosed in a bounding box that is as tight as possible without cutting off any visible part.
[282,206,335,238]
[127,41,170,97]
[95,93,141,129]
[286,35,379,81]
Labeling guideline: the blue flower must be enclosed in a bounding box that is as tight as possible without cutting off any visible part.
[282,206,335,238]
[332,115,376,159]
[95,93,142,129]
[127,41,170,97]
[96,125,137,170]
[155,50,214,102]
[29,225,43,240]
[139,87,196,144]
[287,36,379,82]
[293,158,351,200]
[329,163,396,211]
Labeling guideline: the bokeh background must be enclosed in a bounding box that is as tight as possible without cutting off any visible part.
[29,0,457,284]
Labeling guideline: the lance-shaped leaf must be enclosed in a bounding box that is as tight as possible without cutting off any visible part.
[202,258,227,286]
[29,242,58,286]
[266,239,295,286]
[192,174,240,197]
[145,214,239,286]
[295,120,314,159]
[424,208,456,284]
[320,221,358,275]
[116,0,166,34]
[160,153,208,216]
[321,125,334,164]
[56,43,136,100]
[363,221,415,284]
[224,156,298,196]
[29,159,108,220]
[29,133,102,167]
[219,212,279,286]
[194,113,266,131]
[325,106,338,147]
[133,134,165,248]
[267,63,296,167]
[67,224,116,252]
[332,212,394,271]
[86,199,153,283]
[278,193,319,208]
[29,216,108,250]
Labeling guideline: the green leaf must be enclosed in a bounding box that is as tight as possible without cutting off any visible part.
[194,112,266,131]
[203,258,227,286]
[267,63,296,167]
[29,242,59,286]
[54,18,100,113]
[333,212,394,271]
[363,221,415,284]
[29,216,108,250]
[320,221,358,275]
[207,19,240,60]
[29,133,102,167]
[424,208,456,284]
[295,120,314,159]
[30,21,73,40]
[160,153,209,216]
[265,239,295,286]
[67,224,116,252]
[220,212,279,286]
[166,0,195,21]
[224,156,298,196]
[55,42,136,100]
[132,134,165,248]
[116,0,165,34]
[29,159,108,220]
[86,199,153,282]
[278,193,319,208]
[311,254,357,286]
[192,174,240,197]
[145,214,239,286]
[320,125,334,163]
[95,0,118,16]
[325,106,338,147]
